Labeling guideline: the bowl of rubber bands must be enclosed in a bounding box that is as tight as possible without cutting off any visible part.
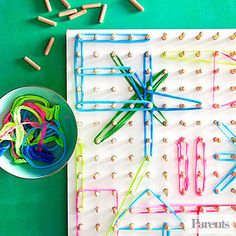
[0,87,77,179]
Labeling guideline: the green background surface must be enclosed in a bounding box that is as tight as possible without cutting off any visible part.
[0,1,235,236]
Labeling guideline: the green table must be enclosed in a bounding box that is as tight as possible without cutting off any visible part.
[0,1,235,235]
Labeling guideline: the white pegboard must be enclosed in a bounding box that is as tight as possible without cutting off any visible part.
[67,30,236,236]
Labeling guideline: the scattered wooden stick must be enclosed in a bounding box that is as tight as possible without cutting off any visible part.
[60,0,71,9]
[129,0,144,12]
[82,3,101,9]
[69,9,87,20]
[37,16,57,26]
[44,0,52,12]
[98,4,107,24]
[44,37,55,56]
[58,8,77,17]
[23,56,41,71]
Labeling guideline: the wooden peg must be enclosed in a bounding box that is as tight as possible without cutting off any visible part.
[196,104,202,109]
[98,4,107,23]
[161,33,167,41]
[128,86,133,92]
[230,120,236,125]
[162,86,168,91]
[112,121,117,126]
[94,190,100,197]
[145,68,151,74]
[230,103,236,108]
[195,51,201,57]
[179,103,185,108]
[145,172,151,178]
[178,32,185,40]
[162,154,168,161]
[213,171,220,178]
[230,51,236,57]
[196,86,203,91]
[112,206,118,215]
[231,188,236,194]
[213,32,220,40]
[111,103,117,109]
[129,0,144,11]
[230,32,236,40]
[128,52,132,57]
[112,172,117,179]
[44,0,52,12]
[129,172,134,179]
[179,120,186,127]
[213,137,221,143]
[180,223,185,230]
[163,171,168,179]
[58,8,77,17]
[110,51,116,58]
[111,138,117,144]
[37,16,57,26]
[60,0,71,9]
[230,69,236,74]
[163,188,168,196]
[128,121,133,127]
[231,206,236,212]
[196,69,202,74]
[111,86,116,92]
[213,85,220,91]
[94,155,99,162]
[129,104,134,109]
[179,86,185,91]
[23,56,41,71]
[78,223,84,231]
[162,138,168,143]
[146,223,152,230]
[93,51,99,58]
[95,223,101,232]
[128,138,134,143]
[112,190,116,197]
[94,104,99,109]
[146,138,151,143]
[129,223,135,230]
[111,155,117,162]
[213,103,220,109]
[95,206,100,213]
[128,154,134,161]
[129,207,134,214]
[162,121,168,126]
[93,87,99,92]
[93,172,100,180]
[196,32,203,40]
[82,3,101,9]
[179,69,185,74]
[145,34,151,40]
[179,51,185,57]
[213,51,219,57]
[69,9,87,20]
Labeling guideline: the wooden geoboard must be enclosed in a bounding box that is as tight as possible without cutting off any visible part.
[67,30,236,236]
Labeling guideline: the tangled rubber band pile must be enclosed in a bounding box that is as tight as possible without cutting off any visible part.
[0,95,66,169]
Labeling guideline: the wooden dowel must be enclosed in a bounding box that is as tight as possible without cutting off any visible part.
[129,0,144,11]
[44,0,52,12]
[44,37,55,56]
[58,8,77,17]
[60,0,71,9]
[98,4,107,23]
[23,56,41,70]
[69,9,87,20]
[82,3,101,9]
[37,16,57,26]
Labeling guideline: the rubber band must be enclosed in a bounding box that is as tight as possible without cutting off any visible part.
[194,137,206,196]
[177,137,189,195]
[0,95,66,169]
[161,51,236,66]
[213,120,236,193]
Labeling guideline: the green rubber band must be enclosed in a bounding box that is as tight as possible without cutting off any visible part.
[107,157,150,235]
[94,72,168,144]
